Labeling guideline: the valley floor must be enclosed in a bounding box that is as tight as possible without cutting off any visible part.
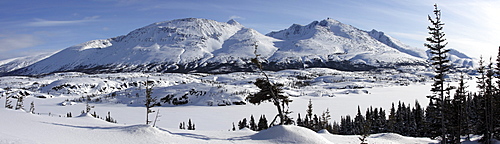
[0,71,492,143]
[0,108,442,144]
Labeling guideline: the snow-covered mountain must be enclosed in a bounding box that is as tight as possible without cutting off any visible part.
[1,18,475,76]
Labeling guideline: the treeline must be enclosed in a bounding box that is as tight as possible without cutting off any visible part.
[293,54,500,143]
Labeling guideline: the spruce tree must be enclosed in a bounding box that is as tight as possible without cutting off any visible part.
[306,99,313,129]
[387,103,396,133]
[4,95,13,109]
[354,106,365,135]
[296,113,304,127]
[15,95,25,110]
[232,122,236,131]
[482,58,495,143]
[321,108,331,130]
[257,115,269,131]
[377,108,387,133]
[413,100,426,137]
[187,119,195,130]
[238,118,248,130]
[424,4,452,143]
[144,78,159,125]
[105,111,117,123]
[494,46,500,140]
[249,115,257,131]
[29,101,35,114]
[449,74,468,143]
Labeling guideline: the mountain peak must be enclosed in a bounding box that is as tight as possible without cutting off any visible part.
[226,19,241,25]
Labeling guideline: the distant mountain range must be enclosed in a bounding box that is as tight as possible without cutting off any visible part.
[0,18,475,76]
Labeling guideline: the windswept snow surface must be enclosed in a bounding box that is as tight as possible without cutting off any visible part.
[0,109,441,144]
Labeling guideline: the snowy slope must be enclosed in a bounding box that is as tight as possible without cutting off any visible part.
[266,19,425,67]
[0,52,55,74]
[8,18,249,75]
[367,29,476,68]
[2,18,475,76]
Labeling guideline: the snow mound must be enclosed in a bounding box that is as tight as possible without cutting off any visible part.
[369,133,437,143]
[120,125,169,136]
[251,125,333,144]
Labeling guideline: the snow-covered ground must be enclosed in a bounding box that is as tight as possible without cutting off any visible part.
[0,108,442,144]
[0,68,486,143]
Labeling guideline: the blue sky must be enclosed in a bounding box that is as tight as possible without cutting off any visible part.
[0,0,498,60]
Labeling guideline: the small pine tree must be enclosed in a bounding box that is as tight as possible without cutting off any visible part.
[249,115,257,131]
[232,122,236,131]
[144,78,160,125]
[238,118,248,130]
[321,108,331,130]
[296,113,304,127]
[187,119,195,130]
[85,102,94,113]
[67,112,72,117]
[4,95,13,109]
[306,99,313,129]
[29,101,35,114]
[15,95,25,110]
[3,88,13,109]
[105,111,117,123]
[257,115,268,131]
[354,106,365,135]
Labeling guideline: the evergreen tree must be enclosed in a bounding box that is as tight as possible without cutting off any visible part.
[482,58,495,143]
[329,121,340,134]
[425,4,452,143]
[3,87,13,109]
[387,103,396,133]
[187,119,195,130]
[413,100,426,137]
[249,115,257,131]
[494,46,500,140]
[15,95,25,110]
[313,114,320,131]
[257,115,269,131]
[29,101,35,114]
[321,108,331,130]
[464,92,477,140]
[180,122,186,130]
[4,95,13,109]
[377,108,387,133]
[247,43,292,126]
[340,115,354,135]
[354,106,365,135]
[425,99,441,139]
[144,78,160,125]
[238,118,248,130]
[296,113,304,127]
[105,111,117,123]
[232,122,236,131]
[448,73,468,143]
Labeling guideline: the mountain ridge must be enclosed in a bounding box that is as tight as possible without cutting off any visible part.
[0,18,475,76]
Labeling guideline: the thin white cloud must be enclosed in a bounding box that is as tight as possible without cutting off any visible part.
[26,16,100,27]
[229,15,245,20]
[0,34,43,52]
[388,32,427,43]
